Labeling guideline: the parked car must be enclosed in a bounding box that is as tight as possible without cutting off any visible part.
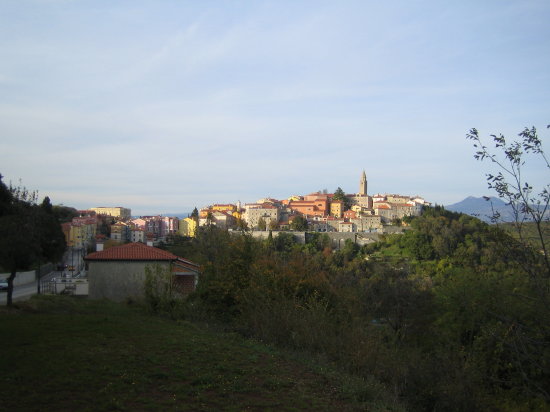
[0,278,8,292]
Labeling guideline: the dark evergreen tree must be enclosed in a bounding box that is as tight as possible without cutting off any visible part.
[333,186,351,210]
[51,205,78,223]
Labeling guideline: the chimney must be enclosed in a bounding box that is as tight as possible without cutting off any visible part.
[96,240,104,252]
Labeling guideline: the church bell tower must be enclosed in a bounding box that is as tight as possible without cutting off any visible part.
[359,170,367,196]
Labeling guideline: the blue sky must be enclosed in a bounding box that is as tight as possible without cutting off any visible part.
[1,0,549,215]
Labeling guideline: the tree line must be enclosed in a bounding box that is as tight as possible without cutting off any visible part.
[0,175,66,305]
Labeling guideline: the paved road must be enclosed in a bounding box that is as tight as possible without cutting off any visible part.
[0,247,87,305]
[0,270,69,304]
[0,280,39,304]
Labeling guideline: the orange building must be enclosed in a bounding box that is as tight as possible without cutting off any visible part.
[286,198,328,217]
[343,210,357,219]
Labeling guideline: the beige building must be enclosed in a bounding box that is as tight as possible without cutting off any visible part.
[374,202,415,222]
[130,229,146,243]
[243,204,280,229]
[348,194,372,209]
[199,210,236,229]
[91,207,131,220]
[338,221,355,232]
[111,222,131,242]
[70,224,85,248]
[351,215,383,231]
[386,195,411,204]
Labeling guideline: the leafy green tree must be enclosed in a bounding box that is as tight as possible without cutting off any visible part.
[190,207,199,220]
[0,175,12,216]
[191,228,260,320]
[40,196,53,213]
[467,125,549,278]
[236,217,248,231]
[340,238,359,262]
[206,211,213,226]
[36,196,66,289]
[144,264,186,318]
[51,204,78,223]
[391,217,402,226]
[98,217,111,237]
[257,217,267,231]
[401,230,434,260]
[268,219,278,231]
[290,215,308,231]
[361,265,434,342]
[305,232,331,252]
[274,232,297,254]
[333,187,351,211]
[0,176,66,305]
[467,124,550,402]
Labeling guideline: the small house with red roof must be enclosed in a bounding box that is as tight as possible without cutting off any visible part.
[85,242,199,301]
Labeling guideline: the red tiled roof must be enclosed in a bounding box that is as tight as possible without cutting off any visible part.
[85,242,179,261]
[174,257,200,271]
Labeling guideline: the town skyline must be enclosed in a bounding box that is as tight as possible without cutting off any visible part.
[1,1,549,215]
[8,169,431,218]
[0,167,538,218]
[61,171,428,250]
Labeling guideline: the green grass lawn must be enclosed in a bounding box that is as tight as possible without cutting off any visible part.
[0,295,395,411]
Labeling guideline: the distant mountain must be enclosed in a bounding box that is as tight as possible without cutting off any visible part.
[445,196,516,222]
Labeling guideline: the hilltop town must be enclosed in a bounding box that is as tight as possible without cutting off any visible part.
[62,171,429,249]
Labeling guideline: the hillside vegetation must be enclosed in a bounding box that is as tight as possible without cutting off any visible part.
[500,220,550,252]
[158,207,550,411]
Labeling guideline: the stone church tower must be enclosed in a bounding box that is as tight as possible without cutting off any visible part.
[359,170,367,195]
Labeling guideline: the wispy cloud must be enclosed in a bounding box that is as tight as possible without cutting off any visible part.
[1,1,549,214]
